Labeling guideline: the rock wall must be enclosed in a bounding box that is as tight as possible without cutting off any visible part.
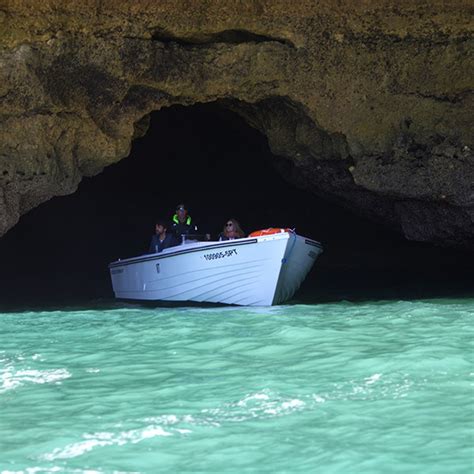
[0,0,473,248]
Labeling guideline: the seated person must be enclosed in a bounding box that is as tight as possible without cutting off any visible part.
[218,218,245,241]
[148,219,177,254]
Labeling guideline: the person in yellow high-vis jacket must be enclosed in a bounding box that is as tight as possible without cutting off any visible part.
[172,203,196,242]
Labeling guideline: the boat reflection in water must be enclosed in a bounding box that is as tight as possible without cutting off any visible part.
[109,229,323,306]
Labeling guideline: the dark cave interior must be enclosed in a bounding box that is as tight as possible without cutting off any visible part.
[0,103,471,309]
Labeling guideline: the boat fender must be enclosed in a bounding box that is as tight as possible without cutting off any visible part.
[248,228,293,237]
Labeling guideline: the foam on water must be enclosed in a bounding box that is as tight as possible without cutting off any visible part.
[0,299,472,473]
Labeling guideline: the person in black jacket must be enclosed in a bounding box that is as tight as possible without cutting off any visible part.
[148,219,177,254]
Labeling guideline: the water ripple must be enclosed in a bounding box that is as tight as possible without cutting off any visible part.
[0,299,472,473]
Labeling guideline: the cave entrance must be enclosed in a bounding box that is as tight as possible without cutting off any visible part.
[0,103,471,308]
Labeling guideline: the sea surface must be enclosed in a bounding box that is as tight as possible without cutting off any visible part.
[0,299,473,473]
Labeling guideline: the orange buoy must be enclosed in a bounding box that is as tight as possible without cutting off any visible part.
[248,228,293,237]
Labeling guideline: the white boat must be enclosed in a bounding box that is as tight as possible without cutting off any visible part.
[109,231,323,306]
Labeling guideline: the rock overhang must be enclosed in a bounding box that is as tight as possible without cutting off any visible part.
[0,0,472,249]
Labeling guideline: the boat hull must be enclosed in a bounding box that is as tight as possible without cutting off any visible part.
[109,233,322,306]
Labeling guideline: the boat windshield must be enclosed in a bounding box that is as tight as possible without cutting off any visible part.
[179,234,211,245]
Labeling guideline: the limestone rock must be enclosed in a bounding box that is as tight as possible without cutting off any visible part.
[0,0,472,248]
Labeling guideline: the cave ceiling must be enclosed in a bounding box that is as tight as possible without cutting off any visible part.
[0,0,473,249]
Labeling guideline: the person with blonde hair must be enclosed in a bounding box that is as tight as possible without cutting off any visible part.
[218,218,245,241]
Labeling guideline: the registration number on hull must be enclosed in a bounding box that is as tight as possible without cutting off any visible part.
[203,249,238,261]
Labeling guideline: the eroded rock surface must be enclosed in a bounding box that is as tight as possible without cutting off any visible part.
[0,0,473,248]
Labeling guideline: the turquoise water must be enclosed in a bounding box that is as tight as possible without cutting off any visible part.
[1,299,473,473]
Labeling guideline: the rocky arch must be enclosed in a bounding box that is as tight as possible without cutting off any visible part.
[0,1,473,249]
